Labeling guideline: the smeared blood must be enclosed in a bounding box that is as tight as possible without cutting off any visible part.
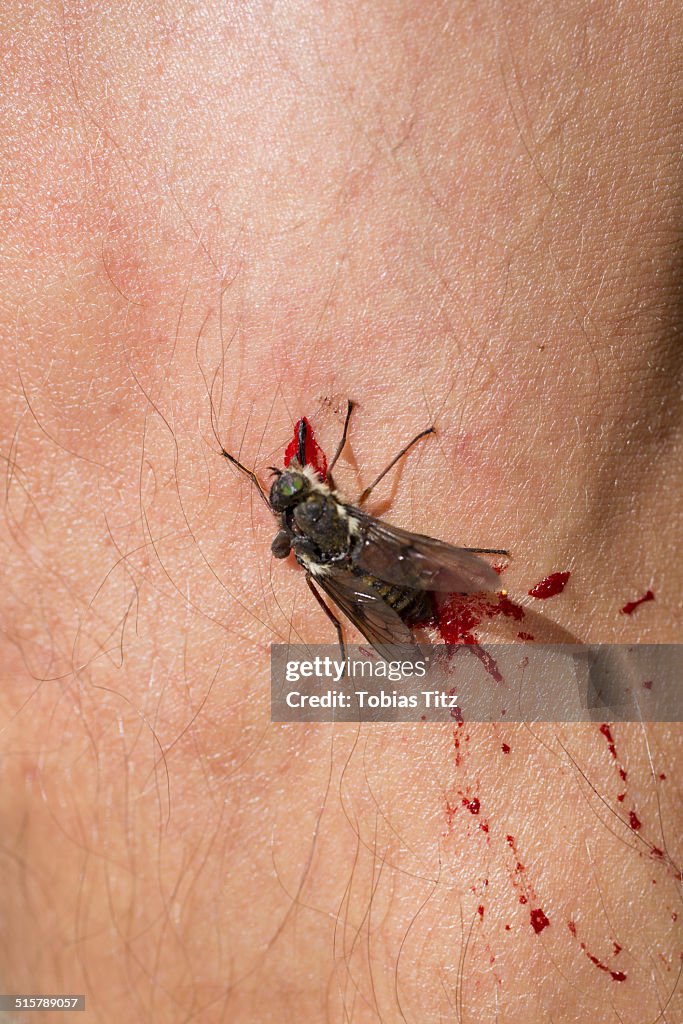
[477,905,485,920]
[284,417,328,480]
[643,679,653,690]
[436,591,528,680]
[528,571,570,599]
[530,908,550,933]
[599,723,629,787]
[568,921,627,981]
[620,589,654,615]
[518,631,534,641]
[501,743,511,754]
[628,810,642,831]
[463,797,480,815]
[599,723,617,759]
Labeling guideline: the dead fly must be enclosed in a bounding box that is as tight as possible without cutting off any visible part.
[221,402,507,658]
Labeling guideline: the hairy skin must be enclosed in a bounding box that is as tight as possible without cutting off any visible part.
[0,2,681,1022]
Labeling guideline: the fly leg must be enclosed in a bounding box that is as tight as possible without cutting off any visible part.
[306,574,347,665]
[463,546,509,556]
[220,449,270,507]
[327,399,355,487]
[358,426,435,505]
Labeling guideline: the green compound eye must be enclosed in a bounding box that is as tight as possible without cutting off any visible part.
[280,476,304,497]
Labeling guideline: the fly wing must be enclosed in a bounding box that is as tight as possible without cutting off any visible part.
[350,513,502,593]
[314,567,416,660]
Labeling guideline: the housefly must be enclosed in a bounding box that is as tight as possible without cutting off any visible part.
[221,402,508,659]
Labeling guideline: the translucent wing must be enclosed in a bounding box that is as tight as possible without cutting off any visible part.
[350,512,502,593]
[314,567,416,659]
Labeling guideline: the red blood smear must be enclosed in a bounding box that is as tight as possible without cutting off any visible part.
[437,592,527,680]
[518,631,534,641]
[501,743,511,754]
[284,417,328,480]
[599,723,617,759]
[643,679,653,690]
[620,589,654,615]
[581,944,626,982]
[477,905,485,919]
[530,908,550,933]
[528,571,570,599]
[462,797,481,815]
[628,810,642,831]
[570,923,627,981]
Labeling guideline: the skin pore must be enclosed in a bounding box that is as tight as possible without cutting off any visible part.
[0,1,681,1021]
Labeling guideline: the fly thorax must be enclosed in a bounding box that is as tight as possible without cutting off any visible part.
[292,492,350,557]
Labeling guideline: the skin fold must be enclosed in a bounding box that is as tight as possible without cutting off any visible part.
[0,2,681,1021]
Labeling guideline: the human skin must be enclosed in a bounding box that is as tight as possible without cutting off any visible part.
[0,1,681,1022]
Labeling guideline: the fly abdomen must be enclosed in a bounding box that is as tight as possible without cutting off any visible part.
[366,577,434,628]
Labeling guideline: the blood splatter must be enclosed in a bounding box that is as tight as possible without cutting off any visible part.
[528,572,570,599]
[628,810,642,831]
[530,908,550,933]
[501,743,511,754]
[599,723,628,782]
[620,589,654,615]
[517,631,534,641]
[284,417,328,480]
[463,797,481,815]
[477,905,485,920]
[436,591,528,679]
[568,921,627,982]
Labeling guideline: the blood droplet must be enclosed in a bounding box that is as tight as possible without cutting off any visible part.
[528,572,570,599]
[501,743,511,754]
[628,810,642,831]
[530,908,550,933]
[620,589,654,615]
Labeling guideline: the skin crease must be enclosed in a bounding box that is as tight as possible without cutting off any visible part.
[0,1,681,1021]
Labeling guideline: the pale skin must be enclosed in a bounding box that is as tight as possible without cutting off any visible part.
[0,2,681,1022]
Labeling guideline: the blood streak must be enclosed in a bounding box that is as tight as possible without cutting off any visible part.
[628,810,642,831]
[620,589,654,615]
[599,723,627,782]
[528,571,570,599]
[436,591,528,680]
[284,417,328,480]
[567,921,627,982]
